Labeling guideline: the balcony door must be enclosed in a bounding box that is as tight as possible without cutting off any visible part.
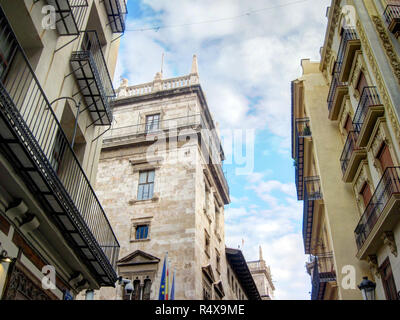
[378,143,394,173]
[379,258,398,300]
[356,72,368,96]
[361,182,372,208]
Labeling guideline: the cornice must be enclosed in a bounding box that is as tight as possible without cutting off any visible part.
[320,0,342,72]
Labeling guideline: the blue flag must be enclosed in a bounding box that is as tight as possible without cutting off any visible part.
[170,269,176,300]
[158,253,168,300]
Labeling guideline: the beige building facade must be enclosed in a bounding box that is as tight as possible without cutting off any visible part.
[94,57,260,300]
[292,0,400,300]
[0,0,125,300]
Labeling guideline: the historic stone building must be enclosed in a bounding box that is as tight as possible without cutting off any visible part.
[247,247,275,300]
[0,0,125,300]
[93,56,260,300]
[292,0,400,300]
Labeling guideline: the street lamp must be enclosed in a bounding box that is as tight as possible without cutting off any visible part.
[358,276,376,300]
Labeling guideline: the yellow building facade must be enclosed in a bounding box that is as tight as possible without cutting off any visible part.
[292,0,400,300]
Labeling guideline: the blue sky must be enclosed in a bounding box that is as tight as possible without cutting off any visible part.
[115,0,331,299]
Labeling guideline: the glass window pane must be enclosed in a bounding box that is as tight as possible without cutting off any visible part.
[139,171,147,183]
[137,185,144,200]
[148,170,155,182]
[149,183,154,199]
[143,184,150,199]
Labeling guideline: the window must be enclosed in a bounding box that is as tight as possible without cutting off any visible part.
[137,170,155,200]
[379,258,398,300]
[145,114,160,133]
[343,114,353,134]
[356,71,368,96]
[135,225,149,240]
[360,182,372,208]
[142,279,152,300]
[204,230,210,257]
[50,129,67,174]
[377,143,394,173]
[216,249,220,274]
[203,279,212,300]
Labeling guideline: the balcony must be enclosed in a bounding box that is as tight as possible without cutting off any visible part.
[353,87,384,147]
[327,63,348,120]
[355,167,400,259]
[104,113,230,203]
[336,28,361,82]
[294,118,312,200]
[303,176,322,254]
[0,8,119,286]
[70,31,115,126]
[46,0,88,35]
[384,5,400,36]
[340,131,366,183]
[103,0,128,33]
[310,253,336,300]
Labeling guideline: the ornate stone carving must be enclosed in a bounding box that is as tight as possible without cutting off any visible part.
[357,17,400,140]
[382,231,398,257]
[367,254,380,277]
[321,1,342,72]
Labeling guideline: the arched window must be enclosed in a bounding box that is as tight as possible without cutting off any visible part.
[143,278,152,300]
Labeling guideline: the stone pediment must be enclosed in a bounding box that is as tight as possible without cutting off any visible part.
[117,250,160,266]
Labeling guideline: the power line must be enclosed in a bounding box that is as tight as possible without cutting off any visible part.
[126,0,310,32]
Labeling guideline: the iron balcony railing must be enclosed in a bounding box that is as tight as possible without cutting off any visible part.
[70,30,115,126]
[340,130,359,175]
[336,28,359,70]
[310,252,336,300]
[303,176,322,253]
[311,257,320,300]
[0,8,119,285]
[103,0,128,33]
[384,4,400,27]
[46,0,88,35]
[105,113,230,195]
[353,87,381,133]
[355,167,400,250]
[294,118,311,200]
[327,63,347,112]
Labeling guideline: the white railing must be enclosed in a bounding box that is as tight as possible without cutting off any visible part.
[117,75,193,98]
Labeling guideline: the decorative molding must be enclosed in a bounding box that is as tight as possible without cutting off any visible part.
[367,254,380,277]
[382,231,398,257]
[357,17,400,140]
[321,1,342,72]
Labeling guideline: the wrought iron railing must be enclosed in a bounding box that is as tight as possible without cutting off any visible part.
[340,130,359,175]
[294,118,311,200]
[353,87,381,132]
[355,167,400,250]
[384,4,400,26]
[311,257,320,300]
[0,8,119,281]
[103,0,128,33]
[327,63,347,112]
[46,0,88,35]
[303,176,322,252]
[336,28,359,69]
[71,30,115,125]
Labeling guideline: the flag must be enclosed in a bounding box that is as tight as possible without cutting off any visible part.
[170,268,176,300]
[166,259,170,300]
[158,252,168,300]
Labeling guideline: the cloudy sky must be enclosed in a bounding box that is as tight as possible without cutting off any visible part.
[115,0,331,300]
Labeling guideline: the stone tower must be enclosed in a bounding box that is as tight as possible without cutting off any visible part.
[96,56,231,300]
[247,246,275,300]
